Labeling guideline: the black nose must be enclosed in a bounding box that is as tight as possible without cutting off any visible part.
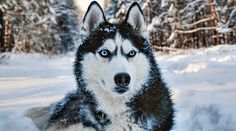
[114,73,130,87]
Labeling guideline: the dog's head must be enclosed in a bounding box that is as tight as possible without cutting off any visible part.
[75,2,154,97]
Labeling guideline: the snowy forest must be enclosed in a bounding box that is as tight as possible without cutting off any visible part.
[105,0,236,50]
[1,0,236,54]
[0,0,236,131]
[0,0,80,54]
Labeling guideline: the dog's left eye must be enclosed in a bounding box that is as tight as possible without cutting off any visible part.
[127,50,137,58]
[98,49,111,58]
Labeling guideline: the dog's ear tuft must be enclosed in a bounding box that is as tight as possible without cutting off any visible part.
[81,1,106,36]
[125,2,147,37]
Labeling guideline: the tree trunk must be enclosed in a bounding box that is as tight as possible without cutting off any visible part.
[0,10,3,52]
[209,0,220,45]
[209,0,219,25]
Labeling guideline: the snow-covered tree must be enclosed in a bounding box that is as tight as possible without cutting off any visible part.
[105,0,119,22]
[144,0,179,48]
[105,0,144,23]
[51,0,79,53]
[0,0,79,54]
[1,0,235,53]
[0,0,57,54]
[145,0,236,50]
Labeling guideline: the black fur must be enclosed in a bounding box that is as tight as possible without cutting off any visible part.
[46,90,111,130]
[46,2,174,131]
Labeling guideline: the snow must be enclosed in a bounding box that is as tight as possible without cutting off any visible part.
[0,45,236,131]
[147,16,161,32]
[217,27,232,33]
[0,52,76,131]
[156,45,236,131]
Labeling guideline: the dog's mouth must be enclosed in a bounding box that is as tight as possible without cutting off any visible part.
[114,86,129,94]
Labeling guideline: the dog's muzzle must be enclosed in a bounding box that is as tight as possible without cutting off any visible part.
[114,73,130,94]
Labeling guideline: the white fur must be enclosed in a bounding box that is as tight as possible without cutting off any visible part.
[80,32,150,130]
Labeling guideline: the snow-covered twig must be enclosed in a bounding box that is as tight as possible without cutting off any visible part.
[176,27,217,34]
[192,18,213,26]
[152,46,184,52]
[176,26,234,34]
[179,17,213,29]
[180,0,207,14]
[224,8,236,28]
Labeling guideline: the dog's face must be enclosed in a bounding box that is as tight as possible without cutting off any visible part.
[77,2,151,97]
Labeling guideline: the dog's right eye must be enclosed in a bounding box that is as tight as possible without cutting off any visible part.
[98,49,111,58]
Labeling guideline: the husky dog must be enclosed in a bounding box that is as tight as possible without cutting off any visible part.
[26,1,174,131]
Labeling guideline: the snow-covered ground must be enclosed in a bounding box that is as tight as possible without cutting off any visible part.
[0,45,236,131]
[156,45,236,131]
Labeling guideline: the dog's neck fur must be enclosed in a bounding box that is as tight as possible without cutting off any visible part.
[84,81,147,131]
[85,80,132,116]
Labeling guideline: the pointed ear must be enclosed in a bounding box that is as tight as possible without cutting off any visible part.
[125,2,147,37]
[81,1,106,36]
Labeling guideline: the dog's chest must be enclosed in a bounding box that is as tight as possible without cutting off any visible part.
[105,113,142,131]
[94,93,143,130]
[63,114,142,131]
[96,99,142,130]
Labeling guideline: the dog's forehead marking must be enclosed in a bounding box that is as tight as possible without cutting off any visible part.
[102,39,116,52]
[115,32,122,47]
[115,33,137,54]
[99,33,121,52]
[122,39,137,54]
[99,32,137,55]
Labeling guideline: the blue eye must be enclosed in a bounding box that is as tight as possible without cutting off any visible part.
[98,49,111,58]
[127,50,137,57]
